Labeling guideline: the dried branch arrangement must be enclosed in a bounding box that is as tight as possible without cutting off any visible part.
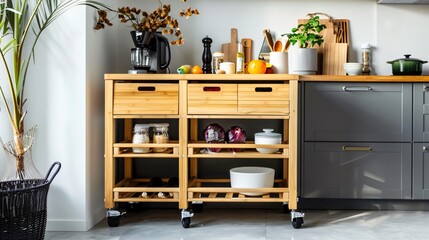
[95,0,199,45]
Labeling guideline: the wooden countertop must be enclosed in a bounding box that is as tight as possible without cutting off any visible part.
[105,73,429,82]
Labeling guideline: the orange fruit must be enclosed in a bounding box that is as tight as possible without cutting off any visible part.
[191,65,203,74]
[248,59,267,74]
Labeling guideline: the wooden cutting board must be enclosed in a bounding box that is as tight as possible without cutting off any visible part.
[323,43,348,75]
[222,28,238,63]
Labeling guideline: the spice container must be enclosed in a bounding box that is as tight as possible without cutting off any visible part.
[212,52,224,74]
[152,123,169,152]
[132,124,150,153]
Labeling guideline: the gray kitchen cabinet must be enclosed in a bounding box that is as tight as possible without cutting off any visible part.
[304,82,412,142]
[302,142,412,199]
[413,143,429,199]
[413,83,429,142]
[301,82,413,200]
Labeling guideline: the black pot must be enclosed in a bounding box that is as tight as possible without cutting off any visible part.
[387,54,427,75]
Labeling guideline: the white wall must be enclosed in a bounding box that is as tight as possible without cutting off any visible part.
[2,0,429,232]
[115,0,429,75]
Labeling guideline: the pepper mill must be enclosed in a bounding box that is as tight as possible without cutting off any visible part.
[202,36,213,74]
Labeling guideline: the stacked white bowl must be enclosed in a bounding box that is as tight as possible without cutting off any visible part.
[344,62,363,75]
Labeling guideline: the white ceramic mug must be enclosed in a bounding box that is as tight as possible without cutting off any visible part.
[269,52,289,74]
[219,62,236,74]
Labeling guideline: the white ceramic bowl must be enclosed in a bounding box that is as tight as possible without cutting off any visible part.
[230,166,275,196]
[344,62,363,75]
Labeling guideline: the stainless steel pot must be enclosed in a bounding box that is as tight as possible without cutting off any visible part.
[387,54,427,75]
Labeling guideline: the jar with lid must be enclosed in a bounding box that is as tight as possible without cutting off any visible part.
[132,124,150,153]
[212,52,224,74]
[152,123,169,153]
[254,128,282,154]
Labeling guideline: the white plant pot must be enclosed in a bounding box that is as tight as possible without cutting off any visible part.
[288,48,317,75]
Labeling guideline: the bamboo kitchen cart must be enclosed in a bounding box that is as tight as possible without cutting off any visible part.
[104,74,303,228]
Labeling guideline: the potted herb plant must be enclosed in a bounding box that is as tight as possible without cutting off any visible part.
[282,15,326,74]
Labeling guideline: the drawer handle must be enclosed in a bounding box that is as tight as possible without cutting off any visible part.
[203,86,221,92]
[342,146,372,151]
[255,87,273,92]
[423,146,429,151]
[343,86,372,91]
[138,86,156,91]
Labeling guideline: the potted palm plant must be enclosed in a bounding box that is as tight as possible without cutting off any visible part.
[282,15,326,74]
[0,0,198,181]
[0,0,113,181]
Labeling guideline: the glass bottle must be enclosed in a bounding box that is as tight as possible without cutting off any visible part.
[236,43,244,74]
[361,43,372,75]
[132,124,150,153]
[152,123,169,153]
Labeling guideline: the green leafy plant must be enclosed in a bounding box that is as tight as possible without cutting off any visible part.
[0,0,110,179]
[282,15,326,48]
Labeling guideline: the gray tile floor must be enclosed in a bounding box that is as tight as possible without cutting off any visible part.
[46,208,429,240]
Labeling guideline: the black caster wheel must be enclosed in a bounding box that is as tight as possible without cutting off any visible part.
[181,217,191,228]
[107,216,120,227]
[292,217,303,229]
[192,203,204,213]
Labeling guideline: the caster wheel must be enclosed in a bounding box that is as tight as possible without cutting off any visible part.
[192,203,204,213]
[107,216,120,227]
[182,217,191,228]
[292,217,303,229]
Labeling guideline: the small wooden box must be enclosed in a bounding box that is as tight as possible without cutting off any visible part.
[238,84,289,114]
[114,83,179,114]
[188,84,237,114]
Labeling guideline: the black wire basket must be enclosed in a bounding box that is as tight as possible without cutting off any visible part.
[0,162,61,240]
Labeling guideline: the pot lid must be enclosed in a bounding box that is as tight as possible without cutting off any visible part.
[387,54,428,64]
[255,129,281,139]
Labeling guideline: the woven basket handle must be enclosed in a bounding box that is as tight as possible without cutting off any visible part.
[45,162,62,183]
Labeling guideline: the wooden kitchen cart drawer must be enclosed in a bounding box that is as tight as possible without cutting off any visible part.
[114,83,179,114]
[188,83,290,115]
[238,84,289,114]
[188,83,237,114]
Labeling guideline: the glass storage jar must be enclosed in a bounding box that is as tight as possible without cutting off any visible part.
[152,123,169,153]
[132,124,150,153]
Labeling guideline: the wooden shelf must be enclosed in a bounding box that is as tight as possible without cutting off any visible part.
[114,114,180,119]
[188,142,289,158]
[187,187,289,203]
[113,141,180,158]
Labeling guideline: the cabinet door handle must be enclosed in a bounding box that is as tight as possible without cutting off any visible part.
[203,86,221,92]
[424,85,429,91]
[137,86,156,91]
[254,87,273,92]
[342,146,372,151]
[423,146,429,151]
[342,86,372,91]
